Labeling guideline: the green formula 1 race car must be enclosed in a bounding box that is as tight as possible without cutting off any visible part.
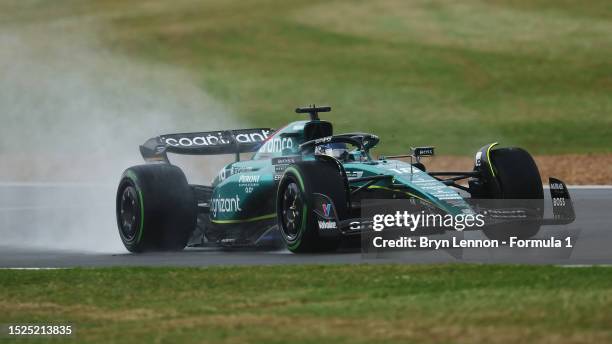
[116,105,574,253]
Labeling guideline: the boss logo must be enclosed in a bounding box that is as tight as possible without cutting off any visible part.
[272,156,301,165]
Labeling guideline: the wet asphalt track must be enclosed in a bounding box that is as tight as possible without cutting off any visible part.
[0,184,611,268]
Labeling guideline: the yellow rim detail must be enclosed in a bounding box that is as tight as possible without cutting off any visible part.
[486,142,499,177]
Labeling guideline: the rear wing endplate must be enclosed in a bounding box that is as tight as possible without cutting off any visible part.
[140,128,274,162]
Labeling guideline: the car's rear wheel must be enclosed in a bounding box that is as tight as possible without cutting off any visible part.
[116,164,196,252]
[277,160,348,253]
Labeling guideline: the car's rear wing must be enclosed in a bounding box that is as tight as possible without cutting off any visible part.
[140,128,274,162]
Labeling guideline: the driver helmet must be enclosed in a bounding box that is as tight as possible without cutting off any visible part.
[315,143,348,160]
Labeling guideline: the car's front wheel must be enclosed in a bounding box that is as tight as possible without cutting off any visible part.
[276,160,348,253]
[475,146,544,240]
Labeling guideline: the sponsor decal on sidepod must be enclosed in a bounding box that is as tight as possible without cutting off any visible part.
[210,196,242,217]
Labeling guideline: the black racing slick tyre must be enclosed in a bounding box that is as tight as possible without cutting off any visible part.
[490,147,544,200]
[483,147,544,240]
[116,164,196,252]
[276,161,348,253]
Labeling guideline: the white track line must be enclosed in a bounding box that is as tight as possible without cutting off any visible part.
[563,185,612,189]
[0,205,100,212]
[558,264,612,268]
[0,182,113,188]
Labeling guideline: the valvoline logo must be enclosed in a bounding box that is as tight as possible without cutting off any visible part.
[322,203,332,217]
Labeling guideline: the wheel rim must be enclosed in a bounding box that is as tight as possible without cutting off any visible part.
[281,181,303,241]
[119,185,140,242]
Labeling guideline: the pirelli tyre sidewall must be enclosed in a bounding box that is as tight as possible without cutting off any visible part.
[116,164,196,252]
[276,161,348,253]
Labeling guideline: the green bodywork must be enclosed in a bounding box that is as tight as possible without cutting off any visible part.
[209,120,473,225]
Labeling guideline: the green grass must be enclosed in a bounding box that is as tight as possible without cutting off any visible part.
[1,265,611,343]
[103,0,611,155]
[1,0,611,154]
